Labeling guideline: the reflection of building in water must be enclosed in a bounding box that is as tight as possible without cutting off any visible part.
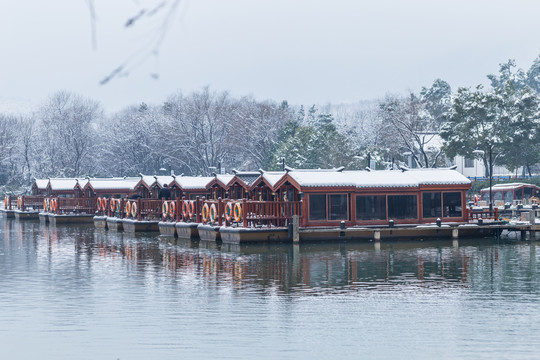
[5,219,539,295]
[151,242,476,293]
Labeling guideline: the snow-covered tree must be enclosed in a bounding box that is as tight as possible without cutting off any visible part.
[35,91,102,177]
[377,93,444,168]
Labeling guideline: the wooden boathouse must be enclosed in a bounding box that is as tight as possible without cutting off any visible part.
[8,168,530,244]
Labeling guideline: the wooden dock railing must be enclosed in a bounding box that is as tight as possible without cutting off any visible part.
[468,208,499,221]
[4,196,18,210]
[16,196,45,211]
[53,197,97,214]
[199,198,302,228]
[54,195,302,226]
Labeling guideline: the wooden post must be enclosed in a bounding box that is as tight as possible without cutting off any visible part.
[242,198,247,228]
[452,228,459,239]
[196,196,201,223]
[301,198,308,227]
[137,197,141,221]
[218,197,223,226]
[292,215,300,243]
[181,196,186,222]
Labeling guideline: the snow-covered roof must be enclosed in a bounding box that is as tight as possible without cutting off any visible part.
[174,176,214,190]
[287,168,470,189]
[213,174,234,187]
[87,177,140,191]
[48,178,85,191]
[404,169,472,186]
[481,183,539,192]
[77,179,89,189]
[152,176,175,188]
[230,171,261,187]
[261,171,286,188]
[137,175,157,189]
[33,179,49,189]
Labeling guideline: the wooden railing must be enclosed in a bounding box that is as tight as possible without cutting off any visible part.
[468,208,499,221]
[136,199,163,221]
[3,196,18,210]
[17,196,45,211]
[53,197,97,214]
[40,194,303,227]
[200,198,302,228]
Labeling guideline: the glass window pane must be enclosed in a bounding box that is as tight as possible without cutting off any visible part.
[422,192,441,218]
[329,194,348,220]
[309,194,326,220]
[356,195,386,220]
[388,195,417,219]
[443,192,462,217]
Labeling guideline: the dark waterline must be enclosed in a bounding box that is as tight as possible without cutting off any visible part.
[1,217,540,359]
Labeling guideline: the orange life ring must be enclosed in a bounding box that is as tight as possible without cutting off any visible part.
[4,196,7,208]
[188,200,194,218]
[169,201,176,218]
[43,198,47,211]
[225,202,233,222]
[182,201,188,218]
[125,201,132,216]
[162,201,169,216]
[131,202,137,218]
[233,202,242,223]
[209,204,217,223]
[110,199,116,212]
[202,203,210,223]
[17,197,22,209]
[51,198,57,212]
[473,195,479,206]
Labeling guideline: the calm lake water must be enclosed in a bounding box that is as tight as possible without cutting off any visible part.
[2,217,540,359]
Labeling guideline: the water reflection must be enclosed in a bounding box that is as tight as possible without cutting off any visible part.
[4,218,539,297]
[4,217,540,360]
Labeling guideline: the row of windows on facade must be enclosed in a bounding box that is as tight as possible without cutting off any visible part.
[308,192,462,221]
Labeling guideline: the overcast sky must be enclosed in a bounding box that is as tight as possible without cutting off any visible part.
[1,0,539,114]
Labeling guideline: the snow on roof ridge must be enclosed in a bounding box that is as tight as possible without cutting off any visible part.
[286,167,345,173]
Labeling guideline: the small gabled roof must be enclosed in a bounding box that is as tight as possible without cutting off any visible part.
[85,177,140,191]
[249,170,287,192]
[33,179,49,190]
[174,176,214,191]
[134,174,156,190]
[150,176,175,189]
[227,170,263,189]
[47,178,84,191]
[77,179,89,189]
[206,174,235,190]
[261,171,287,188]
